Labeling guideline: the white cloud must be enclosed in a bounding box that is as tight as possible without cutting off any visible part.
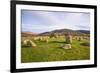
[22,10,90,33]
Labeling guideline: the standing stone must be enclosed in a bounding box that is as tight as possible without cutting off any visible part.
[61,33,72,49]
[78,36,83,41]
[78,36,81,41]
[64,33,72,44]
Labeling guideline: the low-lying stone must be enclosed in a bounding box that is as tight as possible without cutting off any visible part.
[23,39,37,47]
[29,40,37,47]
[61,44,71,49]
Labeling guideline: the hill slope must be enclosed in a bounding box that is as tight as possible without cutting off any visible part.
[21,32,37,37]
[39,29,90,36]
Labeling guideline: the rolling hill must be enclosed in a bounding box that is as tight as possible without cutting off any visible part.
[38,29,90,36]
[22,29,90,37]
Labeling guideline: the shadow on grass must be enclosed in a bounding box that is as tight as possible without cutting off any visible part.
[50,41,66,44]
[21,45,33,48]
[80,42,90,46]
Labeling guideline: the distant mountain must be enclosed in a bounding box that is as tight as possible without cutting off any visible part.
[21,32,37,37]
[21,29,90,37]
[39,29,90,36]
[76,30,90,34]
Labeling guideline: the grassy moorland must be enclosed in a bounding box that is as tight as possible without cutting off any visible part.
[21,37,90,63]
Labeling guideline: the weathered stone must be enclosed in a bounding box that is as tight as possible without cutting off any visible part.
[64,34,72,44]
[78,36,84,41]
[23,39,37,47]
[23,39,29,45]
[76,36,79,40]
[61,44,71,49]
[29,40,37,47]
[78,37,81,41]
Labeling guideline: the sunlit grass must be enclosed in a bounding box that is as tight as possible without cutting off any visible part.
[21,37,90,63]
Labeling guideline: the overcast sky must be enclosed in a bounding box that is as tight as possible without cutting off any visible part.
[21,10,90,33]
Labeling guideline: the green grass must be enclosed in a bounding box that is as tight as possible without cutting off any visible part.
[21,37,90,63]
